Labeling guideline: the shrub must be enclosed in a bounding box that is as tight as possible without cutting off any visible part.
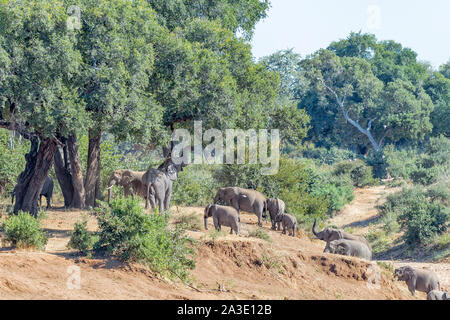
[301,145,357,165]
[333,160,377,187]
[398,201,448,246]
[383,145,418,179]
[68,219,98,255]
[381,186,449,246]
[0,129,29,194]
[1,211,48,249]
[173,165,218,206]
[94,198,196,281]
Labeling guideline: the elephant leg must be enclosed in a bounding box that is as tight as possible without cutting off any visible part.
[46,196,51,209]
[213,217,220,231]
[163,187,172,213]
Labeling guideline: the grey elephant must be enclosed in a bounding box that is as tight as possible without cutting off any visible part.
[274,213,297,237]
[266,198,285,230]
[143,161,183,213]
[394,266,440,296]
[327,239,372,260]
[204,204,239,235]
[427,290,448,300]
[312,218,371,252]
[12,177,54,209]
[107,169,148,203]
[214,187,266,227]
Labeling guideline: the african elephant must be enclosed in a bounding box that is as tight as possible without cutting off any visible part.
[327,239,372,260]
[394,266,440,296]
[107,169,148,203]
[266,198,285,230]
[142,160,183,213]
[11,177,54,209]
[427,290,448,300]
[214,187,266,227]
[204,204,239,235]
[312,218,371,252]
[275,213,297,237]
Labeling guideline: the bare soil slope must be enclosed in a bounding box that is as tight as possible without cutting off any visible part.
[0,186,445,300]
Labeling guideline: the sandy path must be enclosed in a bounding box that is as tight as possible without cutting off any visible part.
[328,185,400,235]
[326,185,449,291]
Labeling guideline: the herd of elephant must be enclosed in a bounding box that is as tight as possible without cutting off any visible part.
[7,160,447,300]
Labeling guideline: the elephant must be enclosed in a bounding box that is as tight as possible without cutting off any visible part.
[327,239,372,260]
[274,213,297,237]
[204,204,239,235]
[312,218,371,252]
[107,169,148,203]
[427,290,448,300]
[12,177,54,209]
[265,198,285,230]
[214,187,266,227]
[142,160,183,213]
[394,266,440,296]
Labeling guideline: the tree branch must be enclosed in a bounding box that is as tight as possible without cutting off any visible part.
[319,78,381,152]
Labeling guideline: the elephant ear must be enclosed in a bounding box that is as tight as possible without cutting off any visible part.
[404,268,415,281]
[204,205,212,217]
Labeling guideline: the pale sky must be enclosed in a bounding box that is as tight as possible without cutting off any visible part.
[251,0,450,68]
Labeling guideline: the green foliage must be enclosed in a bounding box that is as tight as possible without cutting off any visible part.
[384,136,449,185]
[1,211,48,249]
[0,129,29,193]
[398,201,448,246]
[94,198,196,281]
[68,219,98,255]
[333,160,377,187]
[172,165,218,207]
[381,186,449,246]
[301,145,357,165]
[147,0,270,40]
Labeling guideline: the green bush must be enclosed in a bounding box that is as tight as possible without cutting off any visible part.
[310,173,354,215]
[381,186,449,246]
[0,129,29,194]
[1,211,48,249]
[173,165,218,206]
[333,160,376,187]
[68,219,98,255]
[94,198,196,281]
[383,145,418,179]
[398,201,448,246]
[301,145,357,165]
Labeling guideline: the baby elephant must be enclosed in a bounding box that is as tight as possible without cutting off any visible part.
[394,266,440,296]
[427,290,448,300]
[204,204,239,235]
[328,239,372,261]
[274,213,297,237]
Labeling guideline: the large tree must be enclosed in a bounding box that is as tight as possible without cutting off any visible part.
[300,49,433,153]
[0,0,87,215]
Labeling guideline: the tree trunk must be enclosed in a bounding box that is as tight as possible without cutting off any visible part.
[14,137,57,216]
[54,144,74,207]
[84,128,101,207]
[67,133,86,208]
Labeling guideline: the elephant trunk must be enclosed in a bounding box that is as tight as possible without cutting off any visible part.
[213,194,220,204]
[204,217,208,230]
[107,179,116,203]
[312,218,321,238]
[262,200,267,218]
